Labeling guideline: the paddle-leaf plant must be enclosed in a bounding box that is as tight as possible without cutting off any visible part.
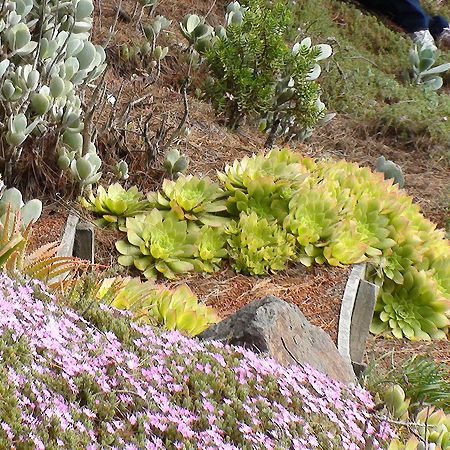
[0,0,106,190]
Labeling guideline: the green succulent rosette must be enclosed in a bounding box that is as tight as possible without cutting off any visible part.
[116,209,198,279]
[81,183,149,228]
[218,148,311,192]
[194,225,228,273]
[147,175,230,227]
[226,211,296,275]
[97,277,219,336]
[371,268,450,340]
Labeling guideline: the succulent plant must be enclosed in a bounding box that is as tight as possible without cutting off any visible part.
[0,0,106,188]
[284,186,340,260]
[218,148,310,193]
[226,212,296,275]
[114,160,129,181]
[371,268,450,340]
[409,42,450,91]
[382,385,410,420]
[70,151,102,189]
[262,37,333,145]
[80,183,149,228]
[180,14,214,47]
[194,225,228,273]
[97,277,219,336]
[116,210,199,279]
[375,156,405,188]
[0,187,42,229]
[144,284,219,336]
[147,175,230,227]
[163,148,189,179]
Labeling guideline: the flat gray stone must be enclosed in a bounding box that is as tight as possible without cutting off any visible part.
[199,295,356,385]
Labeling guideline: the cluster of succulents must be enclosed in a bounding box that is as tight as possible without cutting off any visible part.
[0,0,106,189]
[97,277,218,335]
[226,212,296,275]
[0,273,396,448]
[382,384,450,449]
[119,14,171,73]
[115,208,229,279]
[83,147,449,340]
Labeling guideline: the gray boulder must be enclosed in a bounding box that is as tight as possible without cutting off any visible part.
[198,295,356,385]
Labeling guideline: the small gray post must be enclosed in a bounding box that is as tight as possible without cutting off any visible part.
[73,221,95,263]
[57,213,79,258]
[349,280,377,364]
[338,263,367,361]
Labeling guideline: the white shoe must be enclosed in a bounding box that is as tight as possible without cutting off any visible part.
[438,26,450,50]
[410,29,437,50]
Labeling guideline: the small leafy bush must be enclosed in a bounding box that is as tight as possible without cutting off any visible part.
[0,273,395,448]
[184,0,332,145]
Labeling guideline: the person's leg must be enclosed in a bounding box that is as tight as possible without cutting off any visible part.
[429,15,449,39]
[358,0,429,32]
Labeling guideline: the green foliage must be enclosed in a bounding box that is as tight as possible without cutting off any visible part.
[382,385,411,421]
[147,175,230,227]
[219,148,310,223]
[371,269,449,340]
[409,42,450,91]
[81,183,149,228]
[375,156,405,188]
[93,147,449,340]
[292,0,450,146]
[204,0,291,127]
[0,0,106,188]
[226,212,295,275]
[0,185,42,229]
[388,406,450,449]
[116,209,199,279]
[187,0,332,145]
[163,148,189,179]
[97,277,219,336]
[119,14,171,76]
[0,207,85,289]
[368,355,450,414]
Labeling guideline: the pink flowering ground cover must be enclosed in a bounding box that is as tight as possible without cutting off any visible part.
[0,273,396,449]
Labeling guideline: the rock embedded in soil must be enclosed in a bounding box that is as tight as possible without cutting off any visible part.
[199,295,357,385]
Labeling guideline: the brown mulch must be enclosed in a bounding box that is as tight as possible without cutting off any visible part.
[27,206,68,252]
[365,336,450,371]
[168,264,350,343]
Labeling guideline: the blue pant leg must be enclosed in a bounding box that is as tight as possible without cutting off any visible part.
[358,0,429,32]
[429,15,449,38]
